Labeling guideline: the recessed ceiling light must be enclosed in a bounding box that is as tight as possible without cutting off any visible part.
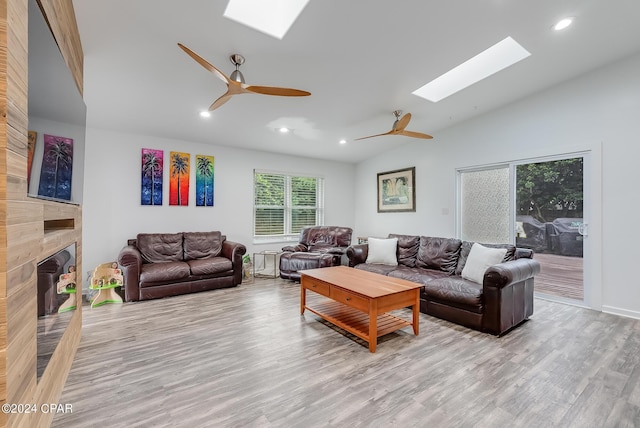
[223,0,310,40]
[279,127,290,133]
[200,111,211,118]
[412,36,531,103]
[339,139,347,145]
[554,17,574,31]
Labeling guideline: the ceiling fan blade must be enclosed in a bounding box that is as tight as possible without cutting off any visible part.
[209,92,234,111]
[178,43,229,84]
[395,113,412,131]
[245,85,311,97]
[399,130,433,139]
[354,131,394,141]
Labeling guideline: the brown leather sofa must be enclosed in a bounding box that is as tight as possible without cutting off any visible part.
[346,234,540,336]
[279,226,353,281]
[118,231,246,302]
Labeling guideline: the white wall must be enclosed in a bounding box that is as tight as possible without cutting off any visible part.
[82,128,355,285]
[354,52,640,317]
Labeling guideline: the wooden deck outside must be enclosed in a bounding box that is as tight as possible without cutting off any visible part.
[533,253,583,301]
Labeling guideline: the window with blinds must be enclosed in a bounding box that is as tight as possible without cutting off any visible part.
[254,171,324,240]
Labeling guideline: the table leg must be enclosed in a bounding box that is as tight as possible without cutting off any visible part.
[369,300,378,353]
[300,283,306,314]
[413,290,420,335]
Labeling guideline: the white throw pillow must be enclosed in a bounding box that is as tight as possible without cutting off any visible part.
[461,243,507,284]
[366,237,398,266]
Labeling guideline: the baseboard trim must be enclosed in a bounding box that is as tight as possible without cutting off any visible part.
[602,305,640,320]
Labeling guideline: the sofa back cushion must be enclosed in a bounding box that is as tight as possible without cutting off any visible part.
[301,226,353,249]
[455,241,516,275]
[137,233,184,263]
[388,234,420,267]
[416,236,462,274]
[183,231,223,260]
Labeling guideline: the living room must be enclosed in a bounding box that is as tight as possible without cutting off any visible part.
[2,0,640,427]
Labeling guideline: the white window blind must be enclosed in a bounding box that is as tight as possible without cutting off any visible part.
[254,171,324,240]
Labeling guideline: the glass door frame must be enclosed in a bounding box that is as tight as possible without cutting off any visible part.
[456,148,600,310]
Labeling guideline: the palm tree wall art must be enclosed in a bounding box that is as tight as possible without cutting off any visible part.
[195,155,214,206]
[37,134,73,200]
[169,151,190,206]
[141,148,163,205]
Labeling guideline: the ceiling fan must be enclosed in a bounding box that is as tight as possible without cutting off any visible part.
[355,110,433,140]
[178,43,311,111]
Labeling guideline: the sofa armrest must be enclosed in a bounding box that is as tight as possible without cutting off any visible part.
[481,258,541,335]
[326,247,347,255]
[282,243,308,252]
[346,244,369,267]
[483,258,541,289]
[118,245,142,302]
[222,240,247,285]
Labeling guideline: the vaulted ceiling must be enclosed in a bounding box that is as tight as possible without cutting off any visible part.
[73,0,640,163]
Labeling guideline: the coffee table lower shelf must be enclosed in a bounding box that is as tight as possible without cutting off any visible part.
[305,300,412,346]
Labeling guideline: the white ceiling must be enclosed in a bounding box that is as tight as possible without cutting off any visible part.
[72,0,640,164]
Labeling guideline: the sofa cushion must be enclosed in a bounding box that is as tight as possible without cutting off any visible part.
[388,265,449,284]
[416,237,462,274]
[389,234,420,267]
[137,233,184,263]
[354,263,398,276]
[422,277,483,313]
[184,231,223,260]
[139,261,190,285]
[461,243,508,284]
[187,257,233,276]
[366,237,398,265]
[455,241,516,276]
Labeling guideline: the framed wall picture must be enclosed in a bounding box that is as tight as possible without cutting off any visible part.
[377,167,416,212]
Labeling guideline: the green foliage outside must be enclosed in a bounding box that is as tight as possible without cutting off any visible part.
[516,158,583,223]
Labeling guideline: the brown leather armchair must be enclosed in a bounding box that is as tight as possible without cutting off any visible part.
[279,226,353,281]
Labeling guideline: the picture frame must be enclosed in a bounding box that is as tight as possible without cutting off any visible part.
[377,167,416,212]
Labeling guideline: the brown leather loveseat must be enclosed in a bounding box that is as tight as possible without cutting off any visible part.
[346,234,540,336]
[118,231,246,302]
[279,226,353,281]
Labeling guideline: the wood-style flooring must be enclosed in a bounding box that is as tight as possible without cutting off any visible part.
[52,278,640,428]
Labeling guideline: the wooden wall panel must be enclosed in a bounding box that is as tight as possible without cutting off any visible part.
[35,0,82,95]
[1,0,83,426]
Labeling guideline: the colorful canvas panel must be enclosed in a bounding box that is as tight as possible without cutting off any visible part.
[141,148,164,205]
[195,155,214,206]
[37,134,73,200]
[169,151,190,206]
[27,130,37,187]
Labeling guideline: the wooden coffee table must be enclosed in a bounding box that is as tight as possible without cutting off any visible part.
[300,266,422,352]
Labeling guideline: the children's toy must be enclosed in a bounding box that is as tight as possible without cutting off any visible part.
[56,265,77,313]
[89,262,124,308]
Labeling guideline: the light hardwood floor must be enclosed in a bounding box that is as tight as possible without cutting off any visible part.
[52,278,640,428]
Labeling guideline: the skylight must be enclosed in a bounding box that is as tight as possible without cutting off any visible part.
[412,36,531,103]
[223,0,310,40]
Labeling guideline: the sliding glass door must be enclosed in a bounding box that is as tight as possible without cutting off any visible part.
[458,154,588,305]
